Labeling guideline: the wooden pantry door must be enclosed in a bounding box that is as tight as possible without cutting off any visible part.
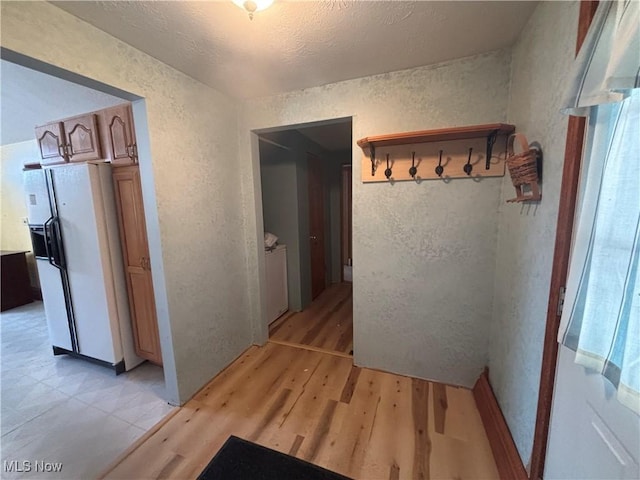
[112,165,162,365]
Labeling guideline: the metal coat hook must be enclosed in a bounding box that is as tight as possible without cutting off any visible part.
[485,129,498,170]
[435,150,444,177]
[370,145,377,176]
[463,147,473,176]
[409,151,417,178]
[384,154,392,179]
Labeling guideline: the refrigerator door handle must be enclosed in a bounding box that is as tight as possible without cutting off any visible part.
[44,216,65,270]
[51,217,66,270]
[43,216,58,269]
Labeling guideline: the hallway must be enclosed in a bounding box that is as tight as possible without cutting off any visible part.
[269,283,353,356]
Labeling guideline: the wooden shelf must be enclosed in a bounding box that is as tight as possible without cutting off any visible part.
[357,123,516,183]
[357,123,515,150]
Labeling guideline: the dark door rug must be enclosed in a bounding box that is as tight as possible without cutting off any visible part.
[197,435,352,480]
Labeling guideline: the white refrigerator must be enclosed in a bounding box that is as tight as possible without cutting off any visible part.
[24,162,143,373]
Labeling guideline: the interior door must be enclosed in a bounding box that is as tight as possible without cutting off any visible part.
[308,154,326,300]
[545,94,640,479]
[546,347,639,478]
[111,165,162,365]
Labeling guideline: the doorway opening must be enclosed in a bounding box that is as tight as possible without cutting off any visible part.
[0,54,174,477]
[257,118,353,357]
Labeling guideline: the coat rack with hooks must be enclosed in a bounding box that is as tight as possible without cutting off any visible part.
[357,123,515,183]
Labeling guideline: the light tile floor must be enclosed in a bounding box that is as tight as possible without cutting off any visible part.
[0,301,176,479]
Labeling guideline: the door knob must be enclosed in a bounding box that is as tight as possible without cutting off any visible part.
[310,235,317,241]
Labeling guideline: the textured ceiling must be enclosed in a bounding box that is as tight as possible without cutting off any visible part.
[52,1,538,99]
[1,60,124,145]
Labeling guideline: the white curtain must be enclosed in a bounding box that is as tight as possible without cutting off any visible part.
[558,0,640,414]
[561,0,640,114]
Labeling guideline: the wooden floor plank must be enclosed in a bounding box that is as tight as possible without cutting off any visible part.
[360,372,414,480]
[102,342,499,480]
[323,368,383,478]
[339,365,362,404]
[411,378,431,480]
[432,382,448,435]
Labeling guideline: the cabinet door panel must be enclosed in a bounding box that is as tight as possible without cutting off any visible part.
[129,271,162,364]
[100,104,136,165]
[35,122,65,165]
[64,114,101,163]
[114,174,144,267]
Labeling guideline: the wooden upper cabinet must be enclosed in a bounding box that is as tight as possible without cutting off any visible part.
[63,114,102,163]
[100,104,137,165]
[34,104,137,166]
[35,122,66,165]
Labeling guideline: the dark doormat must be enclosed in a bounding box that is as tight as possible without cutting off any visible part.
[197,435,352,480]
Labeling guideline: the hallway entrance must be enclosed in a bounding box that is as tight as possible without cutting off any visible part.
[269,283,353,356]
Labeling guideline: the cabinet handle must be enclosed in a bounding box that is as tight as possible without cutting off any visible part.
[127,144,138,163]
[141,256,151,271]
[58,143,72,161]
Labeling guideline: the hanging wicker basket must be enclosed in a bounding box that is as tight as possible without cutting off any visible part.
[505,133,541,203]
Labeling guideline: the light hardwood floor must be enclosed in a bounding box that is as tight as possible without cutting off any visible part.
[269,282,353,356]
[102,342,498,479]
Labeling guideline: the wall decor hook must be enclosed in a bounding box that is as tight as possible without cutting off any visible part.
[485,129,498,170]
[385,154,392,179]
[463,147,473,176]
[370,145,377,176]
[409,151,417,178]
[435,150,444,177]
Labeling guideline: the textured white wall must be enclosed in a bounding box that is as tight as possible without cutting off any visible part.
[240,50,511,387]
[489,1,579,467]
[260,144,303,311]
[0,140,42,288]
[0,141,37,251]
[0,1,252,404]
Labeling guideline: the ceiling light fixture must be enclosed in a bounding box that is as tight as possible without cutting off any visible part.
[232,0,274,20]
